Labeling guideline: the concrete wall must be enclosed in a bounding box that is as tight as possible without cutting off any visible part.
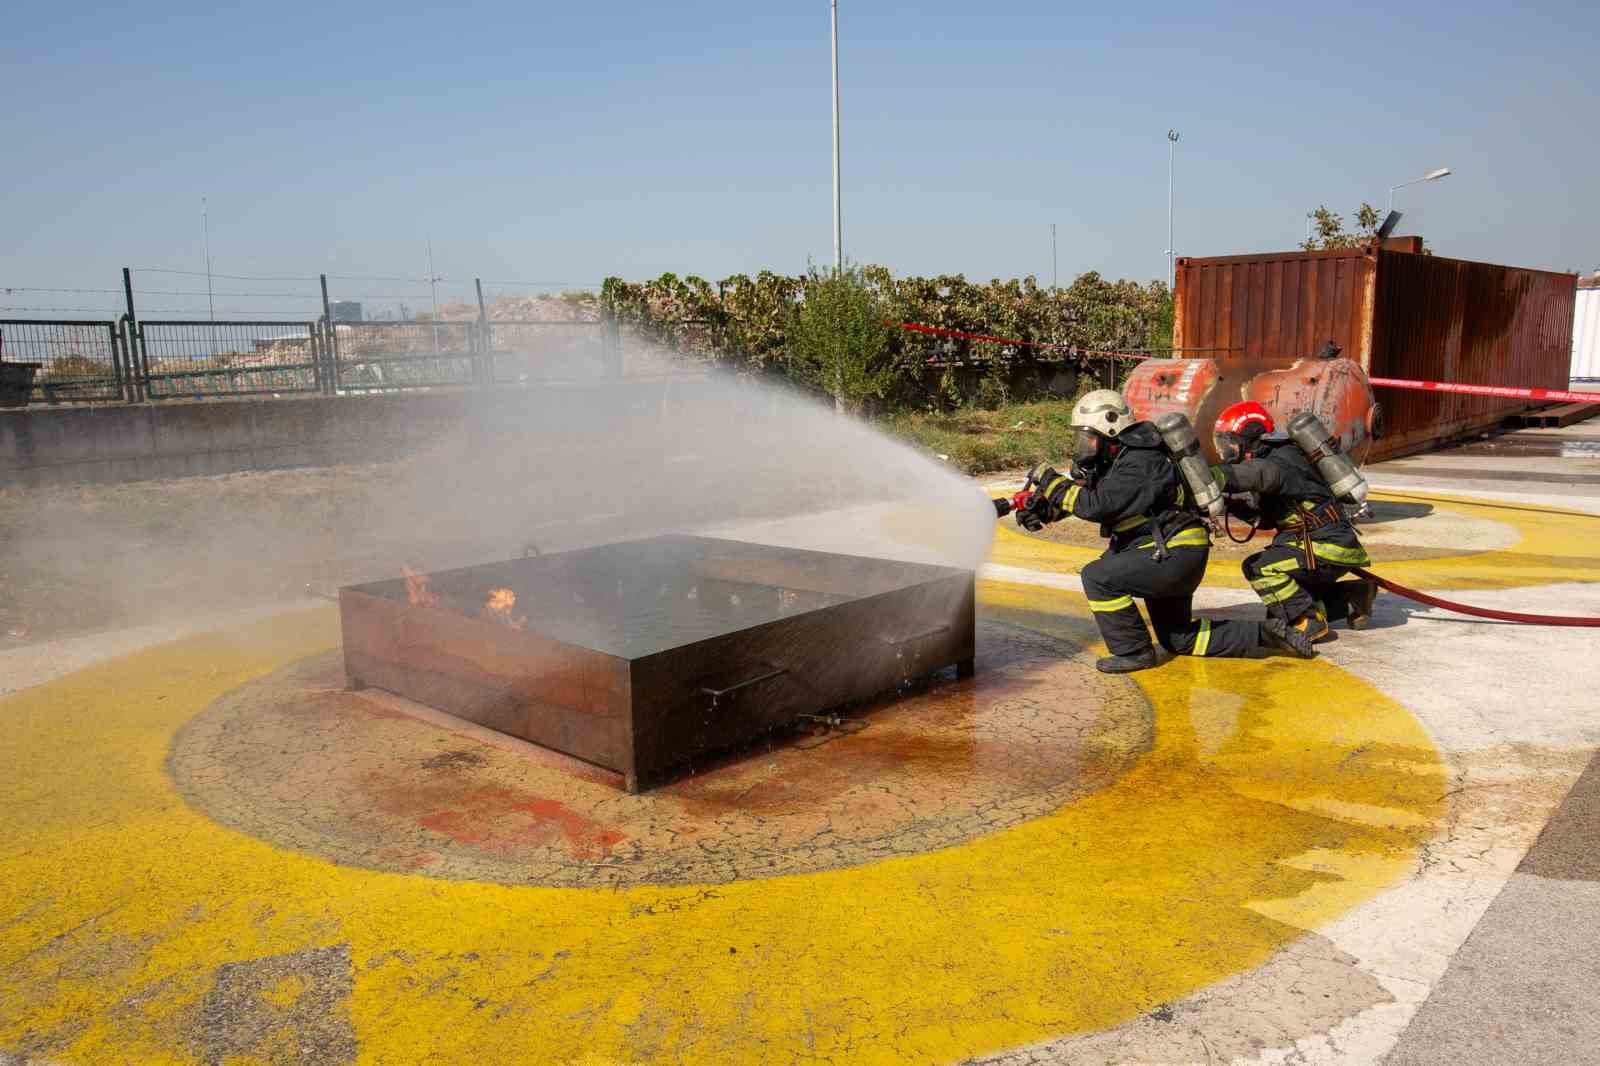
[0,379,706,488]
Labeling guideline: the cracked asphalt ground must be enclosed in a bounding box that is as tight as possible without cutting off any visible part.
[3,421,1598,1064]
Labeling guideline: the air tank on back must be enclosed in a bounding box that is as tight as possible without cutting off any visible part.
[1123,341,1380,465]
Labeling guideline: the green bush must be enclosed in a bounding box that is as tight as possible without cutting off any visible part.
[784,264,893,413]
[600,265,1173,414]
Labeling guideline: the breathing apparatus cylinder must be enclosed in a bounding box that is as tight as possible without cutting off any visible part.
[1287,411,1369,505]
[1155,412,1226,521]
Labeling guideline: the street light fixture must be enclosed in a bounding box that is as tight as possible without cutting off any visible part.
[1388,167,1451,214]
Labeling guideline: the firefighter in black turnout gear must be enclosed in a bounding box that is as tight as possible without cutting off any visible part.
[1015,390,1316,673]
[1211,401,1379,644]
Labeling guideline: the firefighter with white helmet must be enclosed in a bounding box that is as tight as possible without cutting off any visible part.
[1013,389,1315,673]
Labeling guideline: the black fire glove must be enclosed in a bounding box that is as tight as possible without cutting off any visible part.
[1021,463,1077,528]
[1016,496,1049,532]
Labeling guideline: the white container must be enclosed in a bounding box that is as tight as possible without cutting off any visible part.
[1573,287,1600,382]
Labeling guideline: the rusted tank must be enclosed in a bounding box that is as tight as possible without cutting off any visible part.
[340,535,975,792]
[1124,350,1377,464]
[1169,246,1576,460]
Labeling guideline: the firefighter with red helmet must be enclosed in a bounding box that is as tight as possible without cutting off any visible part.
[1014,389,1316,673]
[1211,400,1379,643]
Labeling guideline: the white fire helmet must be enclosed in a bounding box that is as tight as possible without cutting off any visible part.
[1071,389,1133,438]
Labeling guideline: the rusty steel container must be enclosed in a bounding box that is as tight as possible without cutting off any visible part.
[1171,246,1577,460]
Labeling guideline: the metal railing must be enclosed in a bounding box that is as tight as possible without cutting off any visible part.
[0,320,131,403]
[1,313,618,406]
[0,267,626,406]
[137,320,324,399]
[332,320,477,391]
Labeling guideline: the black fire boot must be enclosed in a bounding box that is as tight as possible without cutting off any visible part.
[1345,579,1379,630]
[1261,618,1317,659]
[1095,647,1160,674]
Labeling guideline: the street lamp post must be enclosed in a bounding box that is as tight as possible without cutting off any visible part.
[1166,130,1179,289]
[830,0,842,274]
[1388,166,1452,214]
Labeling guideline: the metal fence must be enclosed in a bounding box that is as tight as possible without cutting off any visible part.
[0,319,131,403]
[1,314,617,406]
[139,321,323,399]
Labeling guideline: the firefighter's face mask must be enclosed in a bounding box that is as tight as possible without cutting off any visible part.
[1214,431,1245,464]
[1072,427,1106,468]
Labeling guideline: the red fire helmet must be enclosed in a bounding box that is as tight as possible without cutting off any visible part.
[1214,400,1275,438]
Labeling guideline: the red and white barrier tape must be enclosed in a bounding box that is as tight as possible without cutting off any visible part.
[894,320,1600,406]
[1367,377,1600,406]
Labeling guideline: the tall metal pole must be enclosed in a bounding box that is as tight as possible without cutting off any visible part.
[1166,130,1179,289]
[1051,223,1058,291]
[202,197,215,323]
[202,196,216,358]
[830,0,842,274]
[830,0,844,413]
[426,236,440,355]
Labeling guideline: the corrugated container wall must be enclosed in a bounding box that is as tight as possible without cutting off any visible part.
[1573,288,1600,382]
[1174,248,1576,460]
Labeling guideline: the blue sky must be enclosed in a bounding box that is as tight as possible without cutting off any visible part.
[3,1,1596,319]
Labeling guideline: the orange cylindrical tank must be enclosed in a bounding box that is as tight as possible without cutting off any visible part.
[1124,355,1379,464]
[1243,356,1378,465]
[1122,357,1222,432]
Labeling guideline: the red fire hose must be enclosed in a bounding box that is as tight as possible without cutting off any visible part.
[1352,569,1600,628]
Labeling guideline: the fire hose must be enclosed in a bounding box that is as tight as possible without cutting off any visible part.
[1350,569,1600,628]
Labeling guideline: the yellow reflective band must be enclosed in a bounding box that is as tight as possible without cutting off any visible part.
[1260,557,1304,574]
[1114,514,1148,532]
[1165,528,1211,549]
[1311,541,1372,566]
[1042,474,1070,502]
[1249,575,1292,592]
[1176,482,1188,507]
[1281,539,1373,566]
[1063,484,1082,513]
[1193,618,1212,657]
[1135,528,1212,551]
[1259,582,1303,605]
[1087,595,1135,613]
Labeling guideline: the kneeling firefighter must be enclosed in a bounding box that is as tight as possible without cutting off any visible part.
[1211,401,1379,643]
[1011,389,1316,673]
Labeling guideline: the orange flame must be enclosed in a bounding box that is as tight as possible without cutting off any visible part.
[483,587,527,630]
[402,565,438,608]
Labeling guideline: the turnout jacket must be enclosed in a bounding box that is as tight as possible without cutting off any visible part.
[1047,422,1205,553]
[1217,438,1369,565]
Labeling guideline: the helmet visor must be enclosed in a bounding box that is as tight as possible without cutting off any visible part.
[1215,431,1244,464]
[1071,427,1103,467]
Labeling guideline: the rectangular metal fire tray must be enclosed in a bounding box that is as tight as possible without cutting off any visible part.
[339,535,975,791]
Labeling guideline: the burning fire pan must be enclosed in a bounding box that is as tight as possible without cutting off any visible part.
[339,535,975,792]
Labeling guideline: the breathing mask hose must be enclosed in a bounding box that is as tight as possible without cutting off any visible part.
[1155,412,1226,522]
[1288,411,1368,506]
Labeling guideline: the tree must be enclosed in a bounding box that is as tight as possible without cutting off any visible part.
[785,263,893,414]
[1300,203,1382,250]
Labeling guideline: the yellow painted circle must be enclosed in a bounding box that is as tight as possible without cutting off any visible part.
[166,621,1147,887]
[1,584,1445,1064]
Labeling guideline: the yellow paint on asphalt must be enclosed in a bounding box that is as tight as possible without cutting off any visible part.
[989,489,1600,592]
[0,576,1446,1064]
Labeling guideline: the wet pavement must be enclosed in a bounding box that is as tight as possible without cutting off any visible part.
[2,415,1598,1064]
